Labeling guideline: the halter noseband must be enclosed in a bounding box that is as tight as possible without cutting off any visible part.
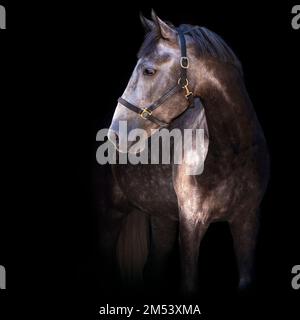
[118,28,196,127]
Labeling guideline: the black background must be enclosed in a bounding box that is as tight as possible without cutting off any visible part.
[1,0,300,318]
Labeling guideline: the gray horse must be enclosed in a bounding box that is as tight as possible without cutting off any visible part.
[102,11,269,295]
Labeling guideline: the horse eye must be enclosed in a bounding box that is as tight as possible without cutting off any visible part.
[143,68,156,76]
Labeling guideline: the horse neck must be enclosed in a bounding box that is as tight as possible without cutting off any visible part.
[195,60,263,155]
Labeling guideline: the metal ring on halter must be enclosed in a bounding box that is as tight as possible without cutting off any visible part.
[180,57,189,68]
[140,108,152,119]
[178,78,189,88]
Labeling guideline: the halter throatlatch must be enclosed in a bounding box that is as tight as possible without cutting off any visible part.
[118,28,197,127]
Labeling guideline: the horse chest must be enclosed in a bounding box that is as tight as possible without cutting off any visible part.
[113,164,179,217]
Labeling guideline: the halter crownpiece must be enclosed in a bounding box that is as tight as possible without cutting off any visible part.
[118,28,199,127]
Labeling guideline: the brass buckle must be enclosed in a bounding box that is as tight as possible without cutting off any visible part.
[140,108,152,119]
[185,90,193,99]
[180,57,189,69]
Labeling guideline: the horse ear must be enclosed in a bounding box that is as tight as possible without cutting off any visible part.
[151,9,177,41]
[139,12,155,32]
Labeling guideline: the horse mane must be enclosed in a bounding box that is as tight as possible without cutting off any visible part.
[138,24,243,74]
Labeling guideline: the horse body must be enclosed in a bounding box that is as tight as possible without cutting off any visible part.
[104,12,269,294]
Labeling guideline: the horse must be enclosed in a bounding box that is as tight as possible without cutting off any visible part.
[102,11,269,295]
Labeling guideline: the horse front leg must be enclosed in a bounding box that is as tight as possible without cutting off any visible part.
[174,171,210,294]
[178,208,209,295]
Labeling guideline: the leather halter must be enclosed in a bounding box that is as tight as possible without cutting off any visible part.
[118,28,197,127]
